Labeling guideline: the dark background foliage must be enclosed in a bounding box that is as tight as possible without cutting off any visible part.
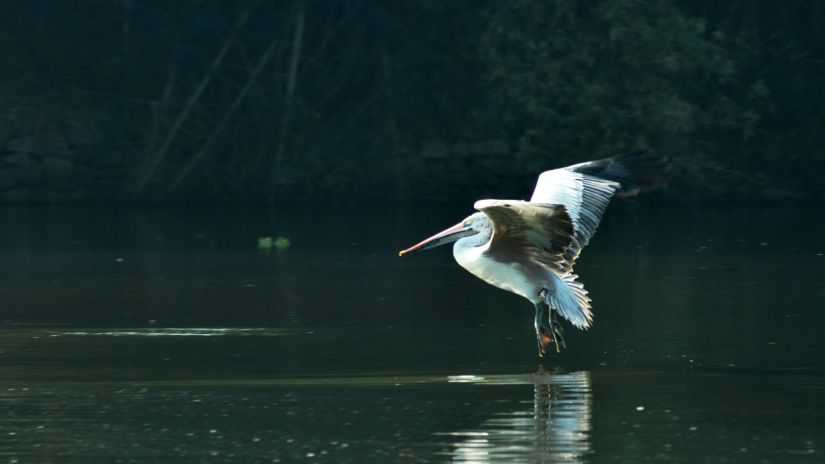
[0,0,822,204]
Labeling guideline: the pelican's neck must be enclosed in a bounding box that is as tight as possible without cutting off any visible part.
[457,227,491,250]
[452,227,492,264]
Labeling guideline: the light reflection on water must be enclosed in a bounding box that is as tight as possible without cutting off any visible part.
[443,369,591,463]
[57,327,297,337]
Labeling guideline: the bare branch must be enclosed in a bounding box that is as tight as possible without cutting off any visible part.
[160,38,281,198]
[269,0,306,200]
[132,6,254,199]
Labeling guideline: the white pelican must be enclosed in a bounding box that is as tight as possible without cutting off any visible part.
[399,150,670,356]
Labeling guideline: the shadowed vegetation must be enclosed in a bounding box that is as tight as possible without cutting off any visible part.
[0,0,821,204]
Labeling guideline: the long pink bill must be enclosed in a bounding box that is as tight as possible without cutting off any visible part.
[398,221,472,257]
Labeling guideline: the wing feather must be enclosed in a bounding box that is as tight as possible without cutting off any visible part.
[530,170,619,270]
[474,200,574,272]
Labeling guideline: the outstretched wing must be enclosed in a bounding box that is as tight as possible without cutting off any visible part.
[474,199,574,273]
[530,150,670,270]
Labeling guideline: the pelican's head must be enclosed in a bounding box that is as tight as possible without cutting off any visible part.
[399,213,489,256]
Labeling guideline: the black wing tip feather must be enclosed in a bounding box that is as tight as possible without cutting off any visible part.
[572,149,672,197]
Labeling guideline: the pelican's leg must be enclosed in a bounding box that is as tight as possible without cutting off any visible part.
[550,309,566,351]
[538,290,566,353]
[534,303,548,356]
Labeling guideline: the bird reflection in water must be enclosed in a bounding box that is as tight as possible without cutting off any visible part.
[443,368,592,463]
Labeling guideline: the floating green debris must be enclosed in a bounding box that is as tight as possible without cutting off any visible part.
[273,236,291,250]
[257,236,273,250]
[257,236,291,251]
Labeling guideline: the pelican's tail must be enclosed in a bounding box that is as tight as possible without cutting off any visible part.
[546,273,593,329]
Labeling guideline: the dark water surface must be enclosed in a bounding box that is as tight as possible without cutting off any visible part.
[1,205,824,463]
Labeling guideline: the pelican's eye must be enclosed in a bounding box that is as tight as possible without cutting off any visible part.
[463,218,473,227]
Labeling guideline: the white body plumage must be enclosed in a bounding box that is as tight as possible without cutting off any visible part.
[453,235,543,304]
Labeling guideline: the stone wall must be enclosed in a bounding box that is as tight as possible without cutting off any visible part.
[0,110,129,203]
